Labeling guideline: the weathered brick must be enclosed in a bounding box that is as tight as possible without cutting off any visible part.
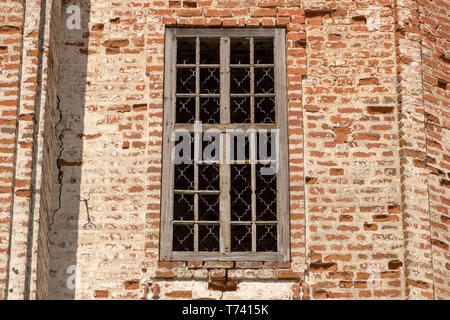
[0,0,447,302]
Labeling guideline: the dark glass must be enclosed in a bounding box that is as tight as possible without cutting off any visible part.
[231,38,250,64]
[200,38,220,64]
[256,164,277,221]
[198,194,220,221]
[254,38,274,64]
[254,67,274,94]
[231,225,252,252]
[230,68,250,94]
[177,38,196,64]
[176,97,195,123]
[200,68,220,94]
[231,97,251,123]
[199,164,220,190]
[173,194,194,221]
[255,97,275,123]
[256,225,277,252]
[200,97,220,124]
[174,164,194,190]
[176,67,196,93]
[172,225,194,251]
[231,164,252,221]
[198,225,220,252]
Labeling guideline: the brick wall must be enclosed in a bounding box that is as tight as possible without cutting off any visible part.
[395,0,449,299]
[0,0,24,300]
[303,2,405,299]
[418,0,449,300]
[0,0,448,300]
[0,0,62,299]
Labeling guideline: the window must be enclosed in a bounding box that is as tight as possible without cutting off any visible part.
[160,28,289,261]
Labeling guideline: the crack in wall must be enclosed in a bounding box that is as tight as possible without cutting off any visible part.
[49,95,64,230]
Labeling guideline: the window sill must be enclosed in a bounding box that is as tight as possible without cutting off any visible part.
[153,260,304,282]
[168,251,288,262]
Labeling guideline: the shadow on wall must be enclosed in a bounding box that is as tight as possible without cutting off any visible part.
[47,1,90,299]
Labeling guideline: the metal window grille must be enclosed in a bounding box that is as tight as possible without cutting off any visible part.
[161,28,289,261]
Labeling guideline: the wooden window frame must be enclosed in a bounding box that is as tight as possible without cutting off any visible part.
[160,28,290,262]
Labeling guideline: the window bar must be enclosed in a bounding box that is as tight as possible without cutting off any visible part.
[176,64,220,68]
[220,36,231,253]
[230,220,278,225]
[250,37,255,124]
[173,189,220,195]
[228,64,274,68]
[194,36,200,252]
[176,93,220,98]
[274,30,285,256]
[174,220,223,225]
[195,36,200,122]
[250,36,257,253]
[230,93,275,98]
[251,132,257,253]
[196,159,221,165]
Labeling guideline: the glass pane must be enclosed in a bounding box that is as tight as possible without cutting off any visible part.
[173,194,194,220]
[200,68,220,94]
[198,225,220,252]
[176,97,195,123]
[201,133,221,162]
[257,131,275,161]
[198,194,220,221]
[174,164,194,190]
[254,38,274,64]
[231,38,250,64]
[199,164,220,190]
[200,97,220,124]
[256,164,277,221]
[173,131,195,164]
[231,225,252,252]
[255,97,275,123]
[231,97,251,123]
[254,67,274,93]
[176,67,196,93]
[230,68,250,94]
[177,38,196,64]
[200,38,220,64]
[256,225,277,252]
[173,224,194,251]
[230,133,250,161]
[231,164,252,221]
